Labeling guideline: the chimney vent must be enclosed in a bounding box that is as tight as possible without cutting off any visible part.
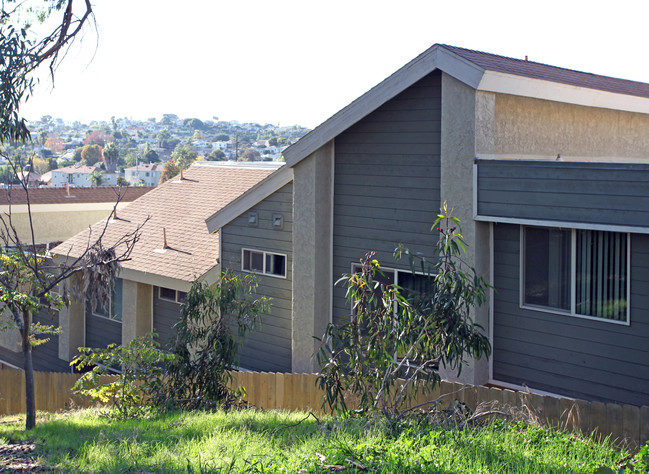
[163,227,169,249]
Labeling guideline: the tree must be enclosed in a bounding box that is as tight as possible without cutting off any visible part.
[239,147,261,162]
[316,205,492,419]
[80,144,102,166]
[207,149,226,161]
[83,130,114,147]
[159,160,180,184]
[159,271,270,409]
[88,169,105,186]
[142,143,159,163]
[0,160,145,431]
[160,114,178,126]
[44,133,64,153]
[30,156,49,174]
[171,143,198,169]
[1,0,95,146]
[212,133,229,142]
[183,118,204,130]
[102,142,119,173]
[116,175,129,186]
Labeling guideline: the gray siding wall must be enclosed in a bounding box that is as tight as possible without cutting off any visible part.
[32,308,69,372]
[85,308,121,349]
[332,71,442,325]
[0,308,69,372]
[477,159,649,229]
[221,183,293,372]
[492,223,649,406]
[153,288,182,350]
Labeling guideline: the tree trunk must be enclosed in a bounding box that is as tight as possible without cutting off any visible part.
[21,309,36,430]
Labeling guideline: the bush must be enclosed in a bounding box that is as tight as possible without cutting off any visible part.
[71,332,173,420]
[316,204,491,419]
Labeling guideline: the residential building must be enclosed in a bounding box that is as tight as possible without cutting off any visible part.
[49,164,118,187]
[124,163,163,186]
[202,44,649,406]
[0,163,281,372]
[9,44,649,407]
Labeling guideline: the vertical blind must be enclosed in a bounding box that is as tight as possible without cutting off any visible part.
[576,230,627,321]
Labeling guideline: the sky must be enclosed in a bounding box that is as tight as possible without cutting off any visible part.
[19,0,649,129]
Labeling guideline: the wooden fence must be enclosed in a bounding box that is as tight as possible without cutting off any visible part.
[1,369,648,447]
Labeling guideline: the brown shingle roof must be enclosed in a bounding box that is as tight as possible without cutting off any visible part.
[0,186,153,205]
[442,44,649,99]
[53,164,278,282]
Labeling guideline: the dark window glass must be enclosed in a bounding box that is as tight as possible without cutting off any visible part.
[523,227,571,311]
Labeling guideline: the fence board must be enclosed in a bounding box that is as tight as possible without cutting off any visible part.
[0,368,647,446]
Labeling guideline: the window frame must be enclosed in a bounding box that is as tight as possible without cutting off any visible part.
[241,248,287,279]
[158,286,187,304]
[519,226,631,326]
[349,263,433,314]
[90,278,123,323]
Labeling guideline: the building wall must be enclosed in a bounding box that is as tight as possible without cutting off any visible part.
[221,183,293,372]
[492,94,649,162]
[492,223,649,406]
[332,71,442,326]
[476,159,649,228]
[0,202,132,245]
[153,287,182,350]
[0,307,70,372]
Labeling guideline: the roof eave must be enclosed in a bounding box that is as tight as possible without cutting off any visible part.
[478,70,649,114]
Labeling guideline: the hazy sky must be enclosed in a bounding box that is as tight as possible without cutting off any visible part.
[20,0,649,128]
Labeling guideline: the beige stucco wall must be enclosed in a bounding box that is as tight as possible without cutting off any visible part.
[440,72,491,386]
[58,273,85,362]
[0,202,131,245]
[291,141,334,373]
[491,94,649,162]
[121,281,153,345]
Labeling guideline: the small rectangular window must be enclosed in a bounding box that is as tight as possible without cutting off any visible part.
[159,287,186,304]
[242,248,287,278]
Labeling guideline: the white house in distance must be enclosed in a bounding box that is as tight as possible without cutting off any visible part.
[48,164,118,187]
[124,163,163,186]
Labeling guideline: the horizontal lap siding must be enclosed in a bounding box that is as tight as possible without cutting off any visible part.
[221,183,293,372]
[0,309,69,372]
[32,308,69,372]
[477,160,649,228]
[85,311,121,349]
[492,223,649,406]
[333,72,441,326]
[153,290,181,350]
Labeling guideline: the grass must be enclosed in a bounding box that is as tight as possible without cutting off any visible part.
[0,408,629,473]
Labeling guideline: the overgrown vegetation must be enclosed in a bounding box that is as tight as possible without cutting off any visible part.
[71,332,173,420]
[317,204,491,419]
[159,270,271,410]
[0,408,638,473]
[71,270,271,417]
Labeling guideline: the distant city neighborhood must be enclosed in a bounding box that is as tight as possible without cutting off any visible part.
[0,114,310,187]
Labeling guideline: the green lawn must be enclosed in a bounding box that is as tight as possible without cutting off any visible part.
[0,408,630,473]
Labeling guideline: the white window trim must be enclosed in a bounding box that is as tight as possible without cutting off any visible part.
[241,248,287,279]
[519,226,631,326]
[91,295,121,323]
[158,286,186,304]
[349,263,431,314]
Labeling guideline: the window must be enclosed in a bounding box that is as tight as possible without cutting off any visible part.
[242,249,286,278]
[351,264,434,311]
[158,287,187,303]
[90,278,123,322]
[521,227,629,323]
